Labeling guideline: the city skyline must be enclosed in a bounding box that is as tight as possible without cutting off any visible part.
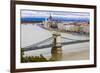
[21,10,90,22]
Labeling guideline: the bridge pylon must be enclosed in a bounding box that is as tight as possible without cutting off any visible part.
[51,33,62,61]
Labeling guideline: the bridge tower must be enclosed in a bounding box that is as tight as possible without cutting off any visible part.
[51,32,62,61]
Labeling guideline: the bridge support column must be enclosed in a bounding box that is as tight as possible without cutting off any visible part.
[51,33,62,61]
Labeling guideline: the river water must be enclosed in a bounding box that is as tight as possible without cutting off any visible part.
[21,24,89,61]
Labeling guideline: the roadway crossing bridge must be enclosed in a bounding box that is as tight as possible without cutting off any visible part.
[23,36,89,51]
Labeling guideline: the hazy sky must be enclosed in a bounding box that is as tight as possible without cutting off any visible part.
[21,10,90,19]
